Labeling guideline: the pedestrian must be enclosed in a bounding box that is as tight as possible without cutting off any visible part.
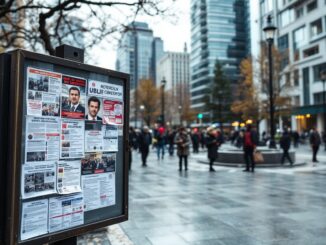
[200,129,206,149]
[243,124,258,172]
[175,127,191,171]
[138,126,152,167]
[309,127,321,164]
[292,130,299,148]
[128,127,137,170]
[280,130,293,166]
[191,128,200,153]
[156,126,165,160]
[205,127,221,172]
[167,128,176,156]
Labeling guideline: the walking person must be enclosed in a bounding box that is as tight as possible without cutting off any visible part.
[138,126,152,167]
[128,127,137,170]
[175,127,191,171]
[243,124,258,172]
[156,126,165,160]
[280,130,293,166]
[309,127,321,164]
[292,130,299,148]
[205,127,221,172]
[191,128,200,153]
[167,128,176,156]
[200,129,206,149]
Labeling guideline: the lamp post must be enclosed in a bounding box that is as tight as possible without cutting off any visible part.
[320,70,326,142]
[178,105,182,126]
[161,77,166,126]
[263,15,277,149]
[139,105,145,128]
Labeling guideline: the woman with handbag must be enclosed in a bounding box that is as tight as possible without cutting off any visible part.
[174,127,191,171]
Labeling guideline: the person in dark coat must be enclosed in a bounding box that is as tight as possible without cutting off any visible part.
[309,127,321,164]
[167,128,176,156]
[280,130,293,166]
[174,127,191,171]
[191,128,200,153]
[128,127,138,170]
[243,124,258,172]
[200,129,206,149]
[205,127,222,172]
[138,126,152,167]
[292,131,299,148]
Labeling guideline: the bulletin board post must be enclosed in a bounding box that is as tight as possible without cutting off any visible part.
[0,49,130,245]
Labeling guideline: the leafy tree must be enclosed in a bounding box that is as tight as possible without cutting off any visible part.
[135,79,160,127]
[0,0,175,55]
[203,60,232,125]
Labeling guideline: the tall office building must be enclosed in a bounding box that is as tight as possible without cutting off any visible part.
[259,0,326,132]
[190,0,250,112]
[116,22,164,89]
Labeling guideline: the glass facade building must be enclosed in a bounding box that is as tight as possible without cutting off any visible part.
[190,0,250,110]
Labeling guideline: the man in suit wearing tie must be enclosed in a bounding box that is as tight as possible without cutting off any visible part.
[63,87,85,114]
[85,96,102,121]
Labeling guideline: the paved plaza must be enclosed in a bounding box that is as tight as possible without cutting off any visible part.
[80,144,326,245]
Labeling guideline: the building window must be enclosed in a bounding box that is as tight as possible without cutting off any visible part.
[303,45,319,58]
[293,96,300,105]
[280,9,294,27]
[303,67,310,105]
[310,19,322,37]
[307,0,317,12]
[294,69,299,86]
[313,63,326,82]
[313,92,326,104]
[278,34,289,51]
[293,26,306,50]
[295,7,304,19]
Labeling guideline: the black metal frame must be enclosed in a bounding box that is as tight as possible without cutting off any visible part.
[4,49,130,245]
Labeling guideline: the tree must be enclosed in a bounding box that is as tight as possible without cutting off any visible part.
[203,60,232,125]
[135,79,160,127]
[0,1,175,55]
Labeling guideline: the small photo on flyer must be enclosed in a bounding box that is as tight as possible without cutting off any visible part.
[81,152,116,175]
[85,96,103,121]
[61,75,86,119]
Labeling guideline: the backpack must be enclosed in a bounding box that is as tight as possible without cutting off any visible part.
[244,131,253,147]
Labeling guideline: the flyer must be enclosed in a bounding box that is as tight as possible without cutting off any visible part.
[60,119,85,159]
[61,75,86,119]
[85,121,104,152]
[57,161,82,194]
[102,99,124,125]
[21,199,48,240]
[103,125,118,152]
[88,80,123,101]
[48,193,84,232]
[22,162,57,199]
[25,116,60,162]
[81,173,116,211]
[81,152,116,175]
[27,67,61,117]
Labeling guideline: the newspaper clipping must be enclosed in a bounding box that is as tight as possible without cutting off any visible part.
[60,119,85,159]
[48,193,84,232]
[85,121,104,152]
[21,199,49,240]
[57,161,82,194]
[81,152,116,175]
[22,162,56,199]
[103,125,118,152]
[61,75,86,119]
[27,67,61,117]
[81,173,116,211]
[25,116,60,162]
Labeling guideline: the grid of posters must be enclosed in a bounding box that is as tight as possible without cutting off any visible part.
[20,68,122,241]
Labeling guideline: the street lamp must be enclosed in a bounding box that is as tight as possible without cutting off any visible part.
[139,105,145,128]
[263,15,277,149]
[161,77,166,126]
[178,105,182,126]
[320,70,326,141]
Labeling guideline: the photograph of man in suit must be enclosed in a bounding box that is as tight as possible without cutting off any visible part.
[86,96,102,121]
[62,86,85,115]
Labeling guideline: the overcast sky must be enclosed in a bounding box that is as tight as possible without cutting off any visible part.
[91,0,190,70]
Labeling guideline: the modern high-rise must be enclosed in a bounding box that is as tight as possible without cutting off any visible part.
[259,0,326,132]
[116,22,164,89]
[190,0,250,112]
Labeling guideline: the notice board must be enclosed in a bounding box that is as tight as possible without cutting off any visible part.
[2,49,129,245]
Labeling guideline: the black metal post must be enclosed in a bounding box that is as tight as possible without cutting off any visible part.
[268,39,276,148]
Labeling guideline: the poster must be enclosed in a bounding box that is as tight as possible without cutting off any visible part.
[81,152,116,175]
[85,96,103,120]
[61,75,86,119]
[21,199,48,240]
[48,193,84,232]
[27,67,61,117]
[57,161,82,194]
[60,119,85,159]
[103,125,118,152]
[25,116,60,162]
[88,80,123,100]
[81,173,116,211]
[85,121,104,152]
[22,162,56,199]
[102,100,123,125]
